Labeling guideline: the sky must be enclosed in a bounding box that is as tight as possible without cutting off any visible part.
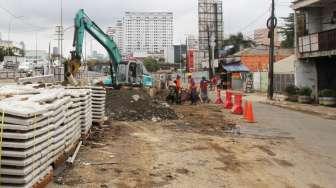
[0,0,293,57]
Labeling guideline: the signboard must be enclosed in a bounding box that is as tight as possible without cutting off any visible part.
[187,50,195,72]
[202,61,209,68]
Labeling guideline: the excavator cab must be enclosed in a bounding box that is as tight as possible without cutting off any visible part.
[104,60,153,87]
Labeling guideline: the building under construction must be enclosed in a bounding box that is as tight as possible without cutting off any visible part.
[198,0,224,59]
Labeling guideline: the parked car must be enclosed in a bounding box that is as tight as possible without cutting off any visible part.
[18,61,33,73]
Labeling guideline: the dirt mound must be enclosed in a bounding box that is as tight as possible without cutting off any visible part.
[105,88,178,121]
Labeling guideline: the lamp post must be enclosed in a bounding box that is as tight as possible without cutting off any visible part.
[210,34,216,77]
[7,16,23,55]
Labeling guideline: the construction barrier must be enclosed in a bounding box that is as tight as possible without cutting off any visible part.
[224,91,233,109]
[231,93,243,115]
[245,101,256,123]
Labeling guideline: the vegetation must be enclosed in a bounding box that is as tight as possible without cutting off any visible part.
[299,87,312,96]
[284,85,299,96]
[319,89,336,97]
[223,32,255,55]
[143,57,160,72]
[0,47,15,61]
[279,13,295,48]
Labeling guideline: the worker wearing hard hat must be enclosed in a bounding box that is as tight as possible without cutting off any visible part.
[173,75,182,104]
[187,73,197,105]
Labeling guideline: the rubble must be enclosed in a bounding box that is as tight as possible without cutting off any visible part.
[105,88,177,121]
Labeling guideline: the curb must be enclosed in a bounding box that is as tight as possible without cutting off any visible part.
[260,100,336,120]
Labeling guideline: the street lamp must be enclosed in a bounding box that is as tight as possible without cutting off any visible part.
[8,16,24,42]
[210,34,216,76]
[7,16,23,55]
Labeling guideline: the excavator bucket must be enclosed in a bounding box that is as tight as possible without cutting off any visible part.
[69,58,81,75]
[64,52,81,85]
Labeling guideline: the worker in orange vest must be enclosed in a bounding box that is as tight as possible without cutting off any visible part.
[188,73,197,105]
[173,75,182,104]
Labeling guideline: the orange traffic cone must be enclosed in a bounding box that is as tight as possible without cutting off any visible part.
[243,100,248,119]
[245,101,256,123]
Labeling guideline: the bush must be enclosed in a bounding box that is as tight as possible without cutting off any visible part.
[143,57,160,72]
[284,85,299,96]
[298,87,312,96]
[319,89,336,97]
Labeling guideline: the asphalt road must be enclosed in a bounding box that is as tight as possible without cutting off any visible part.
[241,103,336,187]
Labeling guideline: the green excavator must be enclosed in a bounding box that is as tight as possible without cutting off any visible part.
[65,9,153,87]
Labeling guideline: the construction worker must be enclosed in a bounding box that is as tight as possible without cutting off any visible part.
[200,76,210,103]
[173,75,182,104]
[166,77,176,104]
[187,73,197,105]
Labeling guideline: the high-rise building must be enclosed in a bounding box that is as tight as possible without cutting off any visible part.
[254,28,280,47]
[123,12,173,55]
[198,0,224,58]
[187,35,199,50]
[106,20,124,53]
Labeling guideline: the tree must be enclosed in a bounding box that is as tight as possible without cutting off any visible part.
[0,47,15,62]
[279,13,295,48]
[143,57,160,72]
[223,32,255,55]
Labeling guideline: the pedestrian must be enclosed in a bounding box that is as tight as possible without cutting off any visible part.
[200,76,210,103]
[174,75,182,104]
[187,73,197,105]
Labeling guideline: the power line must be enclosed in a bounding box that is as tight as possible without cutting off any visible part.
[0,4,48,30]
[236,5,271,33]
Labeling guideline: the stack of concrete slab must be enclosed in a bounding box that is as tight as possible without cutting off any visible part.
[0,84,101,187]
[0,85,85,188]
[17,75,55,84]
[0,92,58,188]
[65,89,92,137]
[64,96,81,153]
[90,86,106,123]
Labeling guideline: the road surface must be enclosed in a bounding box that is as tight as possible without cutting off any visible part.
[240,102,336,188]
[50,101,336,188]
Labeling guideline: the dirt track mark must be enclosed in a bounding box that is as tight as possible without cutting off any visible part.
[256,145,277,156]
[308,183,324,188]
[273,158,294,167]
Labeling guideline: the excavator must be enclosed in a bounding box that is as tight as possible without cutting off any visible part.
[65,9,153,87]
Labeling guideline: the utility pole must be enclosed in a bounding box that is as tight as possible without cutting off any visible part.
[60,0,63,62]
[179,41,182,76]
[35,32,38,64]
[267,0,277,100]
[207,25,214,79]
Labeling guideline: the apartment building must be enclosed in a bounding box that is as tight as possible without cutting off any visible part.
[123,12,173,56]
[293,0,336,98]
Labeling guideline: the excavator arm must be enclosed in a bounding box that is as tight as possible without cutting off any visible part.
[66,9,122,86]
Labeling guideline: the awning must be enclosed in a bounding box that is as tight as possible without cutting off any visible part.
[223,63,250,73]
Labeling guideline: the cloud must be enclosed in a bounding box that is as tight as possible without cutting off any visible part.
[0,0,292,56]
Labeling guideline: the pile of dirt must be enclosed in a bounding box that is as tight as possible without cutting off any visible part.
[105,88,178,121]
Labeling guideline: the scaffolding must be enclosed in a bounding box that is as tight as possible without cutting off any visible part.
[198,0,224,59]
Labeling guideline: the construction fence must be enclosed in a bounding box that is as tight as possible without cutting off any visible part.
[253,72,294,93]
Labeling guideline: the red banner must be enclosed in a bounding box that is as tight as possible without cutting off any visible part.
[187,50,194,72]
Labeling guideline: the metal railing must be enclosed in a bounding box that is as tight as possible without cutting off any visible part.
[298,28,336,54]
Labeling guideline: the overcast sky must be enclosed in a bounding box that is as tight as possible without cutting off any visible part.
[0,0,292,57]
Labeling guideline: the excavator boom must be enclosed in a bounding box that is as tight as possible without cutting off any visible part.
[67,9,122,85]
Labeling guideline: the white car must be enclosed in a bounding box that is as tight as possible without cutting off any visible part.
[18,61,33,73]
